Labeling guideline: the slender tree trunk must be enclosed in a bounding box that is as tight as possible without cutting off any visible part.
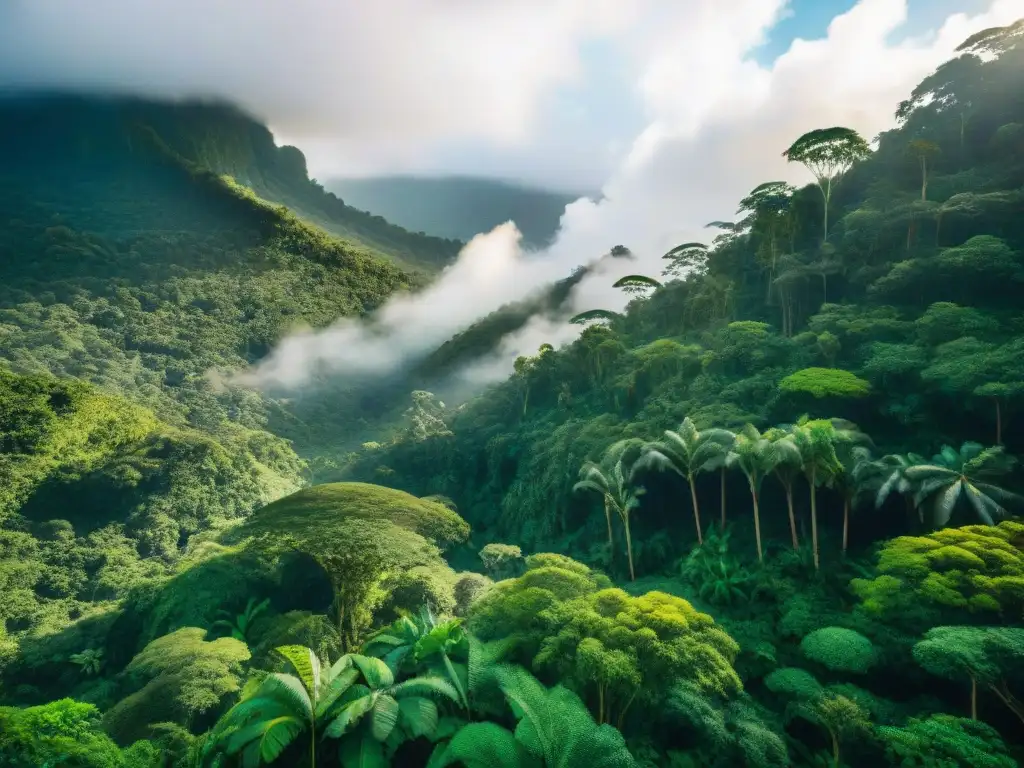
[989,680,1024,725]
[616,688,638,730]
[598,683,605,725]
[333,586,348,652]
[603,496,615,554]
[995,398,1002,446]
[720,467,727,531]
[971,675,978,720]
[785,483,799,549]
[822,181,831,243]
[623,513,636,582]
[921,155,928,201]
[689,474,704,545]
[830,729,840,768]
[960,112,967,159]
[842,496,850,554]
[311,720,317,768]
[810,469,820,571]
[822,273,828,303]
[750,482,763,562]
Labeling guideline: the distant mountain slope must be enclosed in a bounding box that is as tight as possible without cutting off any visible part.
[0,94,462,273]
[0,93,447,474]
[328,175,590,248]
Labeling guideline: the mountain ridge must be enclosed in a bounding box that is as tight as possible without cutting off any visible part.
[328,174,592,248]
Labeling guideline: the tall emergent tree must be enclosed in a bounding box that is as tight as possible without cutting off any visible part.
[783,126,872,242]
[661,242,709,278]
[613,274,663,297]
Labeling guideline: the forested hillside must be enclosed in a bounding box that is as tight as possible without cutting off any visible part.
[328,175,588,248]
[0,95,462,273]
[2,18,1024,768]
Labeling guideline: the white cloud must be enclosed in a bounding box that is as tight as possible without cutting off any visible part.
[4,0,1020,391]
[0,0,631,176]
[413,0,1024,385]
[233,222,576,389]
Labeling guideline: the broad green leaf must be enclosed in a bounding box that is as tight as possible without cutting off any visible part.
[275,645,321,702]
[398,696,439,738]
[325,694,376,738]
[371,694,400,741]
[432,722,537,768]
[339,733,389,768]
[349,654,395,689]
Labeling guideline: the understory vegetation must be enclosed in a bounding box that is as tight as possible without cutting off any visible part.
[1,18,1023,768]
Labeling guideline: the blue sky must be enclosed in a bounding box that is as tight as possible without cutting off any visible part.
[754,0,990,63]
[421,0,995,191]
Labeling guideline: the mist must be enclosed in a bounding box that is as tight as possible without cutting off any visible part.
[238,0,1024,395]
[4,0,1021,396]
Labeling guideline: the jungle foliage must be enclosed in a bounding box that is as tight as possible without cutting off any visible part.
[1,18,1024,768]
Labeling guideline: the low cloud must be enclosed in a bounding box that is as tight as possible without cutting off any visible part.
[0,0,630,179]
[286,0,1023,392]
[242,0,1024,394]
[5,0,1019,393]
[234,222,576,390]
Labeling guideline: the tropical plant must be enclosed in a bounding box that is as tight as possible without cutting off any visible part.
[789,418,844,570]
[913,626,1024,725]
[212,597,271,644]
[853,451,928,524]
[661,242,708,278]
[569,309,622,326]
[791,693,870,768]
[765,427,803,550]
[323,653,460,766]
[612,274,663,297]
[574,439,646,580]
[727,424,777,562]
[782,126,872,241]
[428,664,637,768]
[634,417,735,547]
[903,442,1021,527]
[205,645,459,767]
[365,607,506,718]
[68,648,104,677]
[829,422,874,553]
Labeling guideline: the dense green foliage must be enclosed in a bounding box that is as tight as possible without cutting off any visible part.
[2,18,1024,768]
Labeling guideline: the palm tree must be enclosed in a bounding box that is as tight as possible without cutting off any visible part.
[904,442,1021,527]
[854,451,928,527]
[205,645,350,767]
[212,597,270,644]
[205,645,458,767]
[829,420,874,554]
[430,665,636,768]
[322,654,460,762]
[68,648,104,677]
[790,417,843,571]
[362,607,437,672]
[726,424,777,562]
[574,439,646,581]
[634,418,735,547]
[765,427,802,550]
[700,429,737,532]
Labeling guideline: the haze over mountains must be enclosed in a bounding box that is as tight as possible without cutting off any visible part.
[328,176,593,248]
